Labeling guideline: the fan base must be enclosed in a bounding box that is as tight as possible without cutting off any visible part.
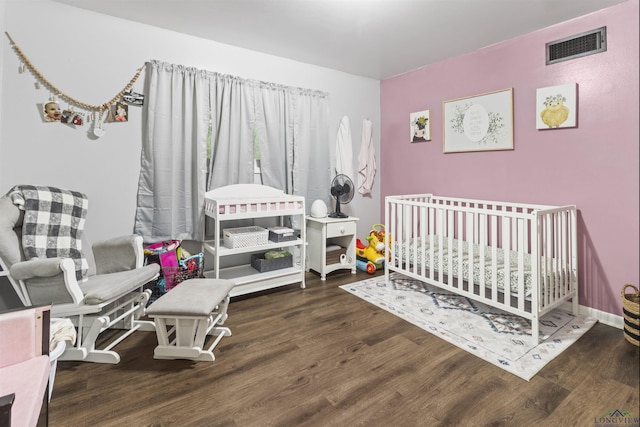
[328,212,349,218]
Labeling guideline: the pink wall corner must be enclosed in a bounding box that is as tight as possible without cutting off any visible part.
[380,0,639,317]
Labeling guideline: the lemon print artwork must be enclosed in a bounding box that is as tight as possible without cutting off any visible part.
[540,94,569,128]
[536,83,577,130]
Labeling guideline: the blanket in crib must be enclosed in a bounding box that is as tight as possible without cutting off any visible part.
[401,237,534,296]
[6,185,89,282]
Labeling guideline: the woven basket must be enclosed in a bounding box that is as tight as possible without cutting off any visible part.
[621,284,639,347]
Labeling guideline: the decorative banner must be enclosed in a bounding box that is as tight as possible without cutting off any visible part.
[5,31,144,136]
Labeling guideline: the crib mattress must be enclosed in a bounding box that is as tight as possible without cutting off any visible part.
[401,237,534,296]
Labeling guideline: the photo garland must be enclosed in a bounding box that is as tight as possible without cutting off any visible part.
[6,32,145,138]
[39,95,141,137]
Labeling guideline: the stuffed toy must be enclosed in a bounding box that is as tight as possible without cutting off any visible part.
[356,224,387,274]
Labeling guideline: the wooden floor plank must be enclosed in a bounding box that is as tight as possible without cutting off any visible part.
[48,270,639,426]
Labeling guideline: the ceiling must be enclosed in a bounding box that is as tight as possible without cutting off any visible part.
[53,0,622,80]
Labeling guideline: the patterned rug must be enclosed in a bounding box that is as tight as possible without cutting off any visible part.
[340,272,597,381]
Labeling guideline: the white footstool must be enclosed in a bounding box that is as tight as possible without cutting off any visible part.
[146,278,234,362]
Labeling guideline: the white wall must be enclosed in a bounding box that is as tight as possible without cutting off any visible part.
[0,0,381,244]
[0,0,6,171]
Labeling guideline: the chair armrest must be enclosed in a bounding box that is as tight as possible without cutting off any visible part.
[9,258,84,305]
[92,235,144,274]
[10,258,68,280]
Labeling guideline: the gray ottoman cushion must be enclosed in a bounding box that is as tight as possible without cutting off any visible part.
[147,279,235,317]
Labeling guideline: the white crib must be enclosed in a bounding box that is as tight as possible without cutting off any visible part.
[385,194,579,342]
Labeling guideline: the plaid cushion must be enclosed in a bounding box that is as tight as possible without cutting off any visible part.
[7,185,89,282]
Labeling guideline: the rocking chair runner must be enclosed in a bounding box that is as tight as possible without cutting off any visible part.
[0,191,159,364]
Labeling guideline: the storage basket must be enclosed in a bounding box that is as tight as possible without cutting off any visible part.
[621,284,639,347]
[268,226,297,243]
[326,246,347,265]
[223,226,268,248]
[163,266,199,291]
[250,252,293,273]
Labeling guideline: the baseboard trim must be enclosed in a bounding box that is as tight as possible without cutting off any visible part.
[560,301,623,329]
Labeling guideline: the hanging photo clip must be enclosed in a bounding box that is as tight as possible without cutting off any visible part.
[42,97,62,122]
[92,110,106,137]
[123,90,144,106]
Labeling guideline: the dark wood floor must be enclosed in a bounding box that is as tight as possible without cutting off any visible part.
[48,270,639,427]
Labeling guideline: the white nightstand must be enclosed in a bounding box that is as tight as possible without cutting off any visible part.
[306,216,359,280]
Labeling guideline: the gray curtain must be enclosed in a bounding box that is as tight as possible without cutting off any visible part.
[254,84,289,191]
[287,89,331,203]
[135,61,209,242]
[135,60,330,242]
[255,84,330,201]
[207,75,255,189]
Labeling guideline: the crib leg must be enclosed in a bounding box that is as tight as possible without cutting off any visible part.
[532,316,540,344]
[571,296,579,315]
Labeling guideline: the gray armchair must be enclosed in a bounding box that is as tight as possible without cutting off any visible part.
[0,195,159,364]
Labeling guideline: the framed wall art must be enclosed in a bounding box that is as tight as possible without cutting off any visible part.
[410,109,430,142]
[442,88,514,153]
[536,83,577,129]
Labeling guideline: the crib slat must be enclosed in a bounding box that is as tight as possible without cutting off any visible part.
[447,210,454,287]
[545,213,553,307]
[479,213,486,295]
[457,212,464,290]
[438,209,444,284]
[502,216,511,302]
[517,218,525,312]
[411,205,418,276]
[428,206,435,281]
[551,212,558,303]
[466,211,474,294]
[491,215,498,302]
[560,211,569,296]
[420,206,426,278]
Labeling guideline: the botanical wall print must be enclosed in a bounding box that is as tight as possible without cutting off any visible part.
[410,110,430,142]
[536,83,577,129]
[443,88,513,153]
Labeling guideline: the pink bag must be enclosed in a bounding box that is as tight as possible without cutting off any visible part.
[144,240,181,290]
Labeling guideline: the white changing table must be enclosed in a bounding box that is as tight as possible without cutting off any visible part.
[202,184,306,297]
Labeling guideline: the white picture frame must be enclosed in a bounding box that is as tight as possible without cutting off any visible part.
[410,109,431,142]
[536,83,578,129]
[443,88,514,153]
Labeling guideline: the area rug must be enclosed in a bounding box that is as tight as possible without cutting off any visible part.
[340,272,597,381]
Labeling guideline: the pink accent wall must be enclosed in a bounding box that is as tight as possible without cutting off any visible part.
[380,1,639,317]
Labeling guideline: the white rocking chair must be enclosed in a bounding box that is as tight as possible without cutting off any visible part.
[0,194,159,364]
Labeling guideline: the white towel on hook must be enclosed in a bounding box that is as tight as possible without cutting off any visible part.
[335,116,354,182]
[358,118,375,195]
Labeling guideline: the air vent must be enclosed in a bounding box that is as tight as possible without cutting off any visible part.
[546,27,606,65]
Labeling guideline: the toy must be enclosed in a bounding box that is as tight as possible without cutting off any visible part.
[356,224,387,274]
